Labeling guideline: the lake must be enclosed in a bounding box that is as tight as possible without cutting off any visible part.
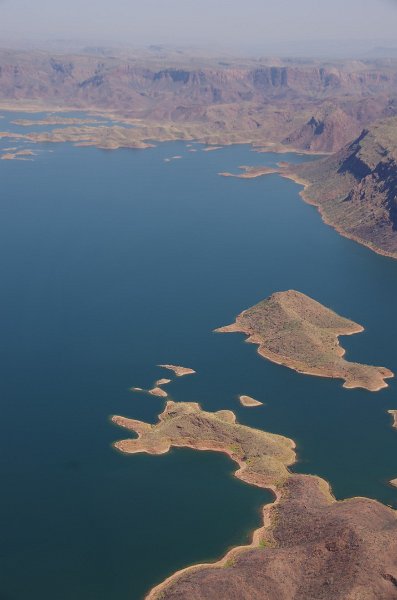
[1,113,397,599]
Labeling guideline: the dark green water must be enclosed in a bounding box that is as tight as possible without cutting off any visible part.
[1,112,397,599]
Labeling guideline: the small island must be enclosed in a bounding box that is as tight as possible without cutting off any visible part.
[215,290,393,391]
[148,387,168,398]
[388,410,397,429]
[155,378,171,387]
[219,165,278,178]
[239,395,263,407]
[1,148,35,160]
[129,367,195,398]
[158,364,196,377]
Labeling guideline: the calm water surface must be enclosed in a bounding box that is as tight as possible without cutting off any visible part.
[1,112,397,599]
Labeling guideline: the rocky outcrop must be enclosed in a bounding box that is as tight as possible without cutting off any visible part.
[291,117,397,257]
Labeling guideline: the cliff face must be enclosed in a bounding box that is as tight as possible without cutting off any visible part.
[292,117,397,256]
[1,50,397,152]
[282,99,397,152]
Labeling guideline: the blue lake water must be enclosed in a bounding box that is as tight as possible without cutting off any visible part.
[1,112,397,599]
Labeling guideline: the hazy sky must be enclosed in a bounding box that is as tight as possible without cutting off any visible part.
[0,0,396,52]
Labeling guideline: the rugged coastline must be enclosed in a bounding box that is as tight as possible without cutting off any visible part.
[220,119,397,260]
[112,401,397,600]
[216,290,393,391]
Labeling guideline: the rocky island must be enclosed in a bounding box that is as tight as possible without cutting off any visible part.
[239,395,263,407]
[216,290,393,391]
[228,118,397,259]
[158,364,196,377]
[389,410,397,429]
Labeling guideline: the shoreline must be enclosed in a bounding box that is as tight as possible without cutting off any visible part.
[145,483,281,600]
[215,295,394,392]
[111,401,296,600]
[217,162,397,261]
[111,401,397,600]
[279,171,397,261]
[0,102,329,157]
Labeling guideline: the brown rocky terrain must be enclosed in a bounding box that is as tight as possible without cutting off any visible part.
[112,401,397,600]
[216,290,393,391]
[221,117,397,259]
[287,118,397,257]
[1,49,397,151]
[151,474,397,600]
[158,364,196,377]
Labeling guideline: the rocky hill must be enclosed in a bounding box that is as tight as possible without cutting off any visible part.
[291,117,397,257]
[1,49,397,151]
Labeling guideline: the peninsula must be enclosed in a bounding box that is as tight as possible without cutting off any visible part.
[215,290,393,391]
[112,401,397,600]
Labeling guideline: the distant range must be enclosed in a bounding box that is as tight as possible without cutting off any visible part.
[0,47,397,257]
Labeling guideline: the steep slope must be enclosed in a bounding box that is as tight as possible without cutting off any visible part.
[291,117,397,257]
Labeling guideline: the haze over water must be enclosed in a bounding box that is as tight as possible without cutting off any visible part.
[1,112,397,599]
